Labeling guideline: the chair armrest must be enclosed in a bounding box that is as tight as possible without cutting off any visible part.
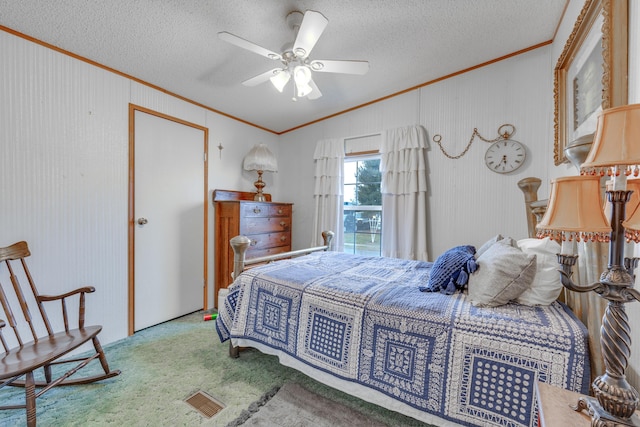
[38,286,96,302]
[38,286,96,331]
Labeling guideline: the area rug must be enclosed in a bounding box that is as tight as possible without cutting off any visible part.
[227,382,388,426]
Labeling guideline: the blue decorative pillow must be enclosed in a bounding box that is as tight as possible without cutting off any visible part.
[420,245,477,295]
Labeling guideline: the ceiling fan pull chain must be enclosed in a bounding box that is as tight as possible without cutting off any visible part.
[432,124,516,159]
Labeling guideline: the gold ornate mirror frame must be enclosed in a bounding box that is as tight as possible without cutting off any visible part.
[553,0,628,166]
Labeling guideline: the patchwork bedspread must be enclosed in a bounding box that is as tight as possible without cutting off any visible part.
[216,252,590,427]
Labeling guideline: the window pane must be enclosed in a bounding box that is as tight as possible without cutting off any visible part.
[343,156,381,256]
[343,210,381,256]
[343,161,357,185]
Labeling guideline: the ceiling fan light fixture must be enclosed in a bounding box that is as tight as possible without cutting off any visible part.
[270,70,290,92]
[293,65,313,97]
[220,9,368,102]
[293,65,311,85]
[296,81,313,97]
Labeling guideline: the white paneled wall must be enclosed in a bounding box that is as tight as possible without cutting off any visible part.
[0,29,277,345]
[422,47,554,257]
[279,48,553,258]
[1,30,131,343]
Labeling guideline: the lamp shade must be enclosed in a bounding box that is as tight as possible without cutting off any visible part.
[581,104,640,175]
[537,175,611,242]
[270,70,290,93]
[243,144,278,172]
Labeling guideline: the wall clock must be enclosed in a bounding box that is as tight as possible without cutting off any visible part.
[484,139,526,174]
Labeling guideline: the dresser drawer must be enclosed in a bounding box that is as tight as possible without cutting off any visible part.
[241,203,291,218]
[246,232,290,250]
[241,217,291,234]
[248,245,291,259]
[241,202,271,217]
[268,204,291,217]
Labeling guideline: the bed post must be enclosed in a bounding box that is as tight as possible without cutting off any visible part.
[228,236,250,358]
[230,235,251,280]
[322,230,334,250]
[517,177,542,238]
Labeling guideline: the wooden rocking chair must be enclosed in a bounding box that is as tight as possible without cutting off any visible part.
[0,241,121,426]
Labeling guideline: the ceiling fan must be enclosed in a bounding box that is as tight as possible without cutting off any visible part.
[218,10,369,101]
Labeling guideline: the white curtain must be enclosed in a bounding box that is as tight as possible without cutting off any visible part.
[380,125,429,261]
[312,138,344,250]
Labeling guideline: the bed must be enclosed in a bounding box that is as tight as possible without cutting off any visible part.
[215,183,591,427]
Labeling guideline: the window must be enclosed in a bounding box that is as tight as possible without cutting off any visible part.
[343,155,382,256]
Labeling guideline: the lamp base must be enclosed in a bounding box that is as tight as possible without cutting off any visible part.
[252,169,267,202]
[573,396,640,427]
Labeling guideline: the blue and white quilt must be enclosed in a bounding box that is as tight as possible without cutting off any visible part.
[216,252,590,427]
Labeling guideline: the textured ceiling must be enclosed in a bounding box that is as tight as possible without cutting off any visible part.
[0,0,567,133]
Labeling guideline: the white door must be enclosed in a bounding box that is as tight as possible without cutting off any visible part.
[133,110,206,331]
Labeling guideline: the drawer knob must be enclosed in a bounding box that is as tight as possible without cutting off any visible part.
[253,207,261,214]
[280,235,287,242]
[250,239,258,246]
[280,221,287,228]
[277,208,283,214]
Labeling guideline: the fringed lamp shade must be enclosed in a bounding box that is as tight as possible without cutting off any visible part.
[243,144,278,173]
[536,175,611,243]
[243,144,278,202]
[581,104,640,177]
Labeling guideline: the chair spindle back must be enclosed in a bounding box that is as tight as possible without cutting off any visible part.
[0,241,54,352]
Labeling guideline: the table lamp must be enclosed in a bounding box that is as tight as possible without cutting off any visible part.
[537,103,640,426]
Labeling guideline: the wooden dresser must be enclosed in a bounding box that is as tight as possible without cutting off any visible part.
[213,190,292,307]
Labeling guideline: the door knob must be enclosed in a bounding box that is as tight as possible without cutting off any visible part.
[137,217,148,225]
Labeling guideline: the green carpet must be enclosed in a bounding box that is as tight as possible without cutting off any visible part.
[0,311,433,426]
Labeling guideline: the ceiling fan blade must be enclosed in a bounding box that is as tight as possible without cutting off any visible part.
[308,79,322,100]
[292,10,328,58]
[242,68,283,87]
[218,31,282,61]
[310,60,369,75]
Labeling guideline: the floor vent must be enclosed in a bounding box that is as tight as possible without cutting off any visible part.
[185,390,225,418]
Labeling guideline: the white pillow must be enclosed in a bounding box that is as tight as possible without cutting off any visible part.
[468,242,536,307]
[515,238,563,306]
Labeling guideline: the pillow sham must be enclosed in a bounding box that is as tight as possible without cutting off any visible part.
[476,234,519,258]
[421,245,477,295]
[515,238,563,306]
[468,242,536,307]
